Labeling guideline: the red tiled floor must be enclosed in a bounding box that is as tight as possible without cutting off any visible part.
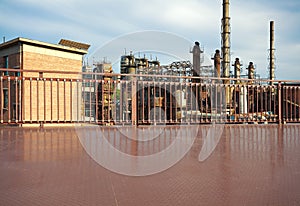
[0,124,300,206]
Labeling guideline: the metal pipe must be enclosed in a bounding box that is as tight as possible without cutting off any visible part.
[30,78,32,123]
[44,79,46,122]
[70,80,73,122]
[37,78,39,122]
[0,77,3,123]
[64,79,66,122]
[57,79,59,122]
[8,77,11,123]
[15,77,18,123]
[50,79,53,122]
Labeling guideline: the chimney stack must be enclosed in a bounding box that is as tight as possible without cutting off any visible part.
[269,21,275,84]
[221,0,231,106]
[221,0,231,78]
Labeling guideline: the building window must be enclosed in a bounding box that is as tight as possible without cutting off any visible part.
[4,56,8,76]
[15,71,20,77]
[3,89,8,109]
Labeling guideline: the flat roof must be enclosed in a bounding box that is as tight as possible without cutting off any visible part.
[1,124,300,205]
[0,37,89,55]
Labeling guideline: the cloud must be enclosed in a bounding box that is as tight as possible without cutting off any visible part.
[1,0,299,80]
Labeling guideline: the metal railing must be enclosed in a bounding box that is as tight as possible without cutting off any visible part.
[0,68,299,125]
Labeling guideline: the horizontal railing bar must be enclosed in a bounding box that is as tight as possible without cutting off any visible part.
[1,68,300,84]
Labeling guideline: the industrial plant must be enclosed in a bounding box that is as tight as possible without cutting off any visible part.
[85,0,298,126]
[0,0,299,126]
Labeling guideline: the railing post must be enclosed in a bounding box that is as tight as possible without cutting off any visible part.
[131,76,137,126]
[278,82,282,124]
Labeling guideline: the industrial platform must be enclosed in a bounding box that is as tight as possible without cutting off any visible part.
[1,124,300,206]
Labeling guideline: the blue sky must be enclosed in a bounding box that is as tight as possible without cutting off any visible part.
[1,0,299,80]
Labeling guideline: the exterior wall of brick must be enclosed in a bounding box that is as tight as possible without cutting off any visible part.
[0,38,87,123]
[22,48,83,122]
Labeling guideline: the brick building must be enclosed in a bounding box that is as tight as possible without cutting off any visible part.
[0,37,89,124]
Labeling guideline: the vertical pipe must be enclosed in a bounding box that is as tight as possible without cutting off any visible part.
[278,82,282,124]
[222,0,231,106]
[37,78,39,123]
[195,83,199,123]
[89,80,92,123]
[101,79,104,124]
[50,79,53,122]
[148,83,151,123]
[0,77,3,123]
[270,21,275,84]
[289,87,292,122]
[64,79,66,122]
[159,82,162,123]
[273,85,276,122]
[70,80,72,122]
[20,44,23,123]
[82,79,85,123]
[131,77,137,126]
[15,77,18,123]
[298,87,300,121]
[153,83,156,124]
[164,83,167,124]
[76,79,80,123]
[113,80,117,124]
[95,80,98,124]
[142,81,145,123]
[8,77,11,123]
[119,80,122,124]
[108,80,111,124]
[19,79,22,123]
[30,78,32,123]
[44,79,46,123]
[57,79,59,122]
[169,82,172,123]
[199,83,202,122]
[233,85,237,122]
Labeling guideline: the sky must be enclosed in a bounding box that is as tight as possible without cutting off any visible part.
[1,0,300,80]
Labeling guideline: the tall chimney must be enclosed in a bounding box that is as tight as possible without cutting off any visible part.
[221,0,231,105]
[269,21,275,84]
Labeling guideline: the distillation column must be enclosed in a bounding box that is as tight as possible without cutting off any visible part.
[221,0,231,107]
[233,58,241,83]
[212,49,221,78]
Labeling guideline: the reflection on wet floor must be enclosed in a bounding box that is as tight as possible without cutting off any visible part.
[0,124,300,205]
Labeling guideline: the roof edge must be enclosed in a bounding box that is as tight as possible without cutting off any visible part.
[0,37,88,55]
